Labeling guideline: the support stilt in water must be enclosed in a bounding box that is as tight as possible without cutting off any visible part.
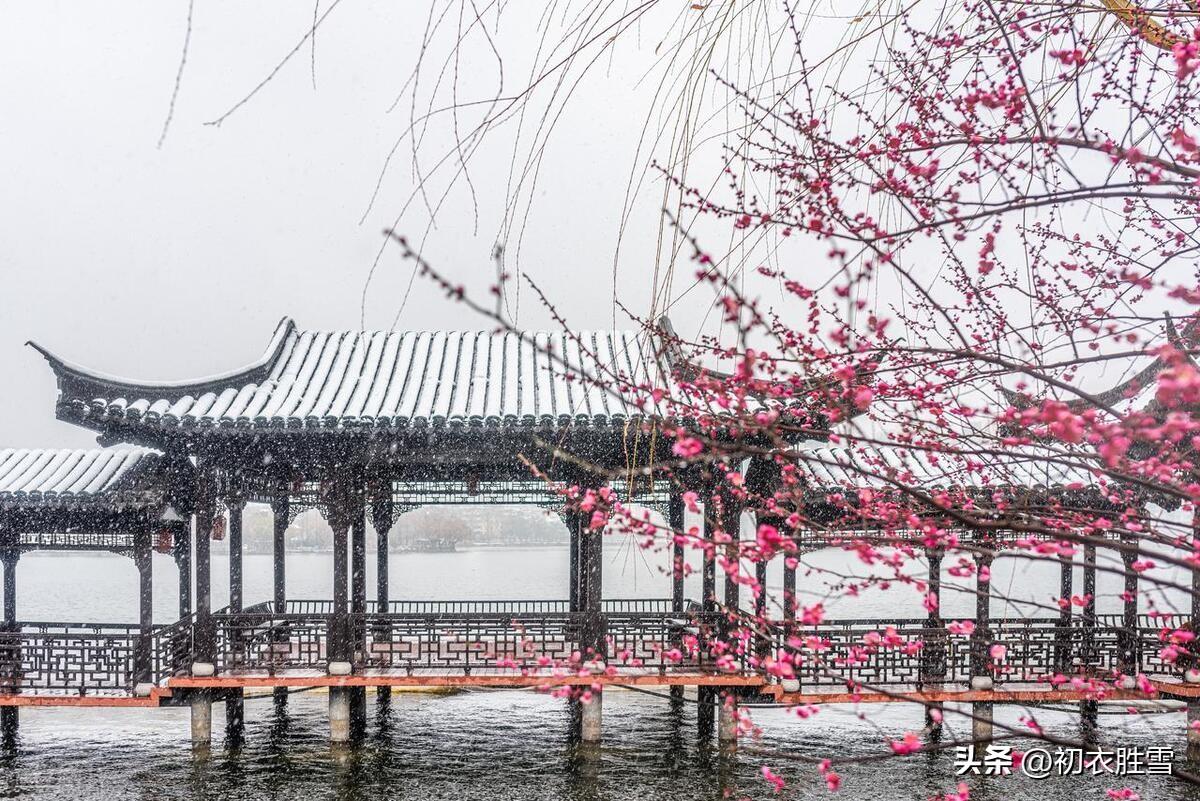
[971,701,993,743]
[350,686,367,737]
[1081,699,1099,743]
[190,693,213,749]
[669,685,684,701]
[1190,513,1200,760]
[225,690,244,745]
[1188,701,1200,760]
[924,698,944,741]
[568,697,583,743]
[581,691,603,744]
[697,687,715,740]
[329,687,352,745]
[718,692,738,747]
[376,685,392,718]
[273,686,288,711]
[1,549,18,746]
[1,706,17,746]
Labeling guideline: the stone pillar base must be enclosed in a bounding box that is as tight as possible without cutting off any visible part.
[971,701,993,743]
[718,693,738,746]
[330,687,352,744]
[581,691,603,744]
[190,694,213,748]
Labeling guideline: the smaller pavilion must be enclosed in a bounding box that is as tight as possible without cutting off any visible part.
[0,447,193,735]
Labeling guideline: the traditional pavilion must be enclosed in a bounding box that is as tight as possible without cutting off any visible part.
[0,315,1193,752]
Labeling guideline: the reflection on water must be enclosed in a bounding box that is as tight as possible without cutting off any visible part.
[3,690,1200,800]
[3,548,1199,799]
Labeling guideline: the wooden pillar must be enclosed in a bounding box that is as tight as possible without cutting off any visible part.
[1056,552,1073,672]
[753,514,778,664]
[1081,540,1098,737]
[702,548,716,612]
[1191,518,1200,758]
[324,477,356,745]
[668,492,686,613]
[194,474,217,667]
[571,488,606,743]
[329,516,350,664]
[0,548,16,743]
[702,491,717,614]
[1119,534,1140,679]
[969,547,994,743]
[581,512,605,658]
[569,513,581,613]
[373,498,393,614]
[173,523,191,620]
[668,491,687,701]
[133,529,153,687]
[351,507,367,653]
[754,560,768,619]
[349,503,367,732]
[922,547,946,738]
[272,494,288,612]
[720,493,742,634]
[1084,544,1094,633]
[370,487,395,702]
[1,549,17,625]
[782,560,796,619]
[269,493,289,709]
[223,488,244,730]
[226,495,245,613]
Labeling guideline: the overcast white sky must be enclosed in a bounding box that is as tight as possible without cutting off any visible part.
[0,2,751,447]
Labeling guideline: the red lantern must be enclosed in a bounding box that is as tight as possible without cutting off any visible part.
[155,528,174,554]
[211,514,226,541]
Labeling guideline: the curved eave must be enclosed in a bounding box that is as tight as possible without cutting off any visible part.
[29,316,296,404]
[0,491,168,514]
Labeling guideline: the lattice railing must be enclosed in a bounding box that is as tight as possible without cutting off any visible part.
[2,610,1194,697]
[272,598,678,615]
[0,622,157,695]
[765,616,1161,690]
[206,607,720,675]
[215,613,328,674]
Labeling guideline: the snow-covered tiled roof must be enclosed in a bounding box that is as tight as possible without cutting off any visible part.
[32,318,671,433]
[0,448,173,509]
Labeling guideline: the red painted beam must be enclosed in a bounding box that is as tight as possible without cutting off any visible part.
[167,672,768,690]
[0,688,172,707]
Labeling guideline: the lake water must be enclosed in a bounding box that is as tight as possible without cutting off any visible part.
[3,545,1199,799]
